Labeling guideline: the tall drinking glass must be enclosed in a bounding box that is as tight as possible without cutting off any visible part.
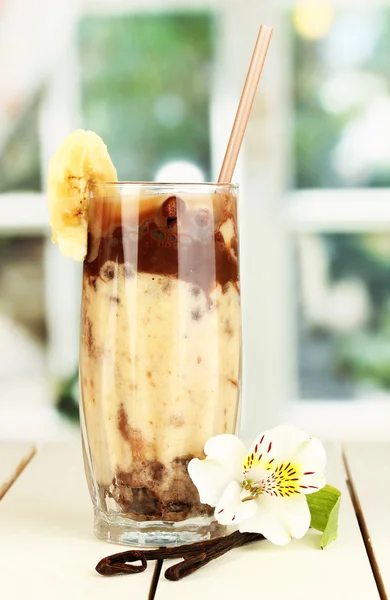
[80,182,241,546]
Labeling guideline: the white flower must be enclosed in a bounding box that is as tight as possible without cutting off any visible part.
[188,424,326,546]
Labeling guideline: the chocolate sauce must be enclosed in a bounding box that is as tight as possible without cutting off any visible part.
[85,194,239,294]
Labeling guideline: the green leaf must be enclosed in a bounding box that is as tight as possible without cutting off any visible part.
[306,484,341,549]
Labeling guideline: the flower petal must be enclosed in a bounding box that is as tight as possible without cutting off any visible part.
[299,474,326,494]
[294,437,327,493]
[214,481,257,526]
[244,424,311,475]
[205,434,247,481]
[239,494,311,546]
[188,458,233,507]
[243,425,326,497]
[295,436,326,471]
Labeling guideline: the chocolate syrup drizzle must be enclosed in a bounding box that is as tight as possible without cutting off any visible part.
[85,195,239,294]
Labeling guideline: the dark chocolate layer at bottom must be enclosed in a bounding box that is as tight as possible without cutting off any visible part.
[98,455,213,522]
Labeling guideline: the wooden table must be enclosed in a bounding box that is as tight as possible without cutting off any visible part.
[0,442,388,600]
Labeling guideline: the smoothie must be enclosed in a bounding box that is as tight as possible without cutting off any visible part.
[80,183,241,542]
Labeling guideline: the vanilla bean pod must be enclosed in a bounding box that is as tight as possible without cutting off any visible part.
[96,531,264,581]
[164,532,264,581]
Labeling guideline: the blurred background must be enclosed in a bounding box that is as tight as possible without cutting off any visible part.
[1,0,390,443]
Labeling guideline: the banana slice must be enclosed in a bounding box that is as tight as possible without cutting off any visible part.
[47,129,117,261]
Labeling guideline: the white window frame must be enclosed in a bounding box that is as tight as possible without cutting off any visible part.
[2,0,390,441]
[287,191,390,442]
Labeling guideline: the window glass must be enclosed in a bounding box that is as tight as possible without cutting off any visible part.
[296,232,390,399]
[0,96,41,193]
[0,237,46,381]
[0,95,44,382]
[78,13,214,181]
[292,6,390,189]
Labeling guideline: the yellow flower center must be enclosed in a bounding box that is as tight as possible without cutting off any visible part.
[242,460,306,498]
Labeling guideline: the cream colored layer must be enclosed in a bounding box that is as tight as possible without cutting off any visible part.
[80,267,241,486]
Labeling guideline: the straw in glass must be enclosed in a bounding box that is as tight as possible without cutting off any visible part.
[218,25,273,184]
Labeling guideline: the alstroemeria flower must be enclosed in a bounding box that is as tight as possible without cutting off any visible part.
[188,424,326,546]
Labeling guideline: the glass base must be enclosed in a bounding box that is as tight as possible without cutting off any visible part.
[94,510,226,547]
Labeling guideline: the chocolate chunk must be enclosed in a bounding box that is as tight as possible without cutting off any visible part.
[149,460,165,483]
[161,196,185,219]
[130,487,161,517]
[167,217,177,229]
[101,262,116,281]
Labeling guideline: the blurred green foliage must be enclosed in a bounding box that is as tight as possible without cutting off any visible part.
[78,13,214,181]
[326,234,390,326]
[292,9,390,189]
[306,233,390,394]
[0,96,41,193]
[335,332,390,389]
[331,235,390,389]
[293,36,347,189]
[57,369,80,422]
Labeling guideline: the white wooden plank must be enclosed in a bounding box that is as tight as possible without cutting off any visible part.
[344,442,390,596]
[0,443,35,501]
[0,443,154,600]
[156,444,379,600]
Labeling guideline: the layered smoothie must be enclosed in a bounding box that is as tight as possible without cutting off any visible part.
[80,183,241,542]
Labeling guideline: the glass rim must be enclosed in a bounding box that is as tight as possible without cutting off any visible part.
[94,181,239,190]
